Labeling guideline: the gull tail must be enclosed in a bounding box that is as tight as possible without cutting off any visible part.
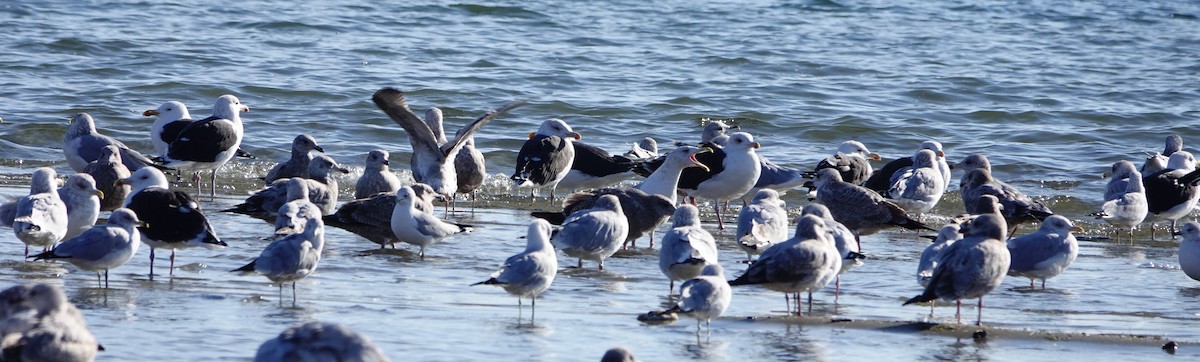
[471,278,502,286]
[530,211,566,225]
[232,260,256,273]
[903,291,937,306]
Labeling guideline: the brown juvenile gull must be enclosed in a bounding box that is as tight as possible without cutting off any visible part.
[82,145,130,211]
[323,183,438,249]
[354,149,402,199]
[262,134,324,185]
[808,168,933,250]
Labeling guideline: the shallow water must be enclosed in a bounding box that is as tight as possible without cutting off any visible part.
[2,0,1200,360]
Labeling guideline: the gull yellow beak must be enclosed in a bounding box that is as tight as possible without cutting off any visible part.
[937,150,945,157]
[527,132,536,139]
[868,153,882,161]
[752,142,761,149]
[568,132,582,140]
[92,190,104,199]
[1070,226,1084,233]
[143,109,159,117]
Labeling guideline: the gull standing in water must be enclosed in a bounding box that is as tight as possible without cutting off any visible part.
[904,213,1010,326]
[324,183,439,249]
[809,168,932,251]
[511,119,582,199]
[143,100,194,157]
[120,167,226,277]
[807,140,880,186]
[863,141,949,195]
[3,173,100,243]
[1177,222,1200,281]
[62,113,158,172]
[255,321,389,362]
[1093,168,1147,243]
[551,194,628,269]
[234,217,326,304]
[670,264,732,333]
[354,149,402,199]
[226,155,350,218]
[801,203,865,299]
[956,154,1054,234]
[32,208,143,288]
[1006,215,1082,289]
[472,219,558,318]
[274,178,322,237]
[389,186,472,259]
[1141,134,1183,175]
[158,95,249,196]
[263,134,324,185]
[0,283,102,362]
[1103,160,1139,201]
[424,107,490,209]
[11,168,70,257]
[888,149,946,217]
[659,205,719,295]
[1141,151,1200,239]
[729,215,840,317]
[735,189,788,262]
[678,132,762,229]
[83,145,131,211]
[916,224,963,315]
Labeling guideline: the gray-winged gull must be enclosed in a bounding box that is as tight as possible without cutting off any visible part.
[957,154,1053,233]
[904,213,1010,326]
[669,264,731,333]
[120,167,226,277]
[1092,169,1147,243]
[1141,134,1183,175]
[1006,215,1082,288]
[255,321,389,362]
[275,178,323,237]
[82,145,131,211]
[3,174,102,241]
[1104,160,1138,201]
[354,149,402,199]
[801,203,865,298]
[323,183,438,249]
[389,186,472,259]
[62,113,158,172]
[916,224,962,315]
[624,137,658,160]
[1178,222,1200,281]
[888,149,945,216]
[729,214,841,316]
[511,119,582,199]
[32,208,143,288]
[11,168,69,257]
[735,189,788,262]
[809,168,933,250]
[1141,151,1200,239]
[472,219,558,318]
[263,134,323,185]
[0,283,101,362]
[234,217,325,304]
[225,155,349,218]
[158,95,249,197]
[551,194,628,269]
[659,205,719,295]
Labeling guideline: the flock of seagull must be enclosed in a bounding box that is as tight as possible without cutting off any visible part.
[0,86,1198,361]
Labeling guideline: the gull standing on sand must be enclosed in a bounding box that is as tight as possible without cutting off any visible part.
[729,215,841,317]
[62,112,158,172]
[1093,169,1147,243]
[255,321,389,362]
[551,194,628,269]
[83,145,131,211]
[389,186,472,259]
[373,88,525,204]
[735,189,789,262]
[3,174,101,242]
[511,119,582,199]
[904,213,1010,326]
[11,168,70,257]
[32,208,143,288]
[234,217,326,304]
[888,149,946,216]
[263,134,324,185]
[1006,215,1082,289]
[472,219,558,317]
[916,224,963,316]
[670,264,732,333]
[801,203,865,297]
[158,95,249,196]
[1141,134,1183,175]
[120,167,226,276]
[809,168,932,250]
[1177,222,1200,281]
[678,132,762,229]
[0,283,102,362]
[324,183,439,248]
[354,149,402,199]
[226,155,350,218]
[1141,151,1200,239]
[659,205,719,294]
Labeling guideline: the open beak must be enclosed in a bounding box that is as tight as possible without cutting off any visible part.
[567,132,582,140]
[689,148,712,172]
[868,153,882,161]
[143,109,159,117]
[1070,226,1084,233]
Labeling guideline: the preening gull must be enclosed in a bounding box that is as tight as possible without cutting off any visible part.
[659,205,719,294]
[735,189,788,262]
[120,167,226,277]
[373,87,525,203]
[12,168,69,257]
[255,321,389,362]
[669,264,732,333]
[32,208,143,288]
[63,113,158,172]
[511,118,582,199]
[83,145,131,211]
[158,94,249,197]
[0,283,102,362]
[807,140,880,186]
[887,149,946,216]
[324,183,438,248]
[956,154,1053,232]
[623,137,658,160]
[1141,134,1183,175]
[55,174,103,240]
[809,168,933,250]
[1092,169,1147,243]
[551,194,628,269]
[234,217,325,304]
[274,178,323,237]
[472,219,558,317]
[389,186,472,259]
[729,215,840,317]
[904,213,1009,326]
[354,149,402,199]
[556,141,642,192]
[1006,215,1081,289]
[677,132,762,229]
[225,155,349,218]
[1141,151,1200,239]
[1178,222,1200,281]
[1103,160,1138,201]
[263,134,323,185]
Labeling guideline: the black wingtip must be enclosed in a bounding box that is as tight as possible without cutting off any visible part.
[902,293,935,306]
[471,278,501,286]
[232,260,256,273]
[530,211,567,225]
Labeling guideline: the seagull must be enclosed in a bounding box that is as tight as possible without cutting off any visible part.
[550,194,629,269]
[225,155,350,219]
[809,168,933,250]
[678,132,762,229]
[263,134,324,185]
[354,149,402,199]
[83,145,131,211]
[863,141,949,195]
[372,88,525,204]
[1092,169,1147,243]
[4,174,102,241]
[957,154,1054,233]
[623,137,658,160]
[556,141,643,192]
[472,219,558,318]
[32,208,143,288]
[1141,151,1200,239]
[323,183,439,249]
[0,283,102,362]
[531,146,710,248]
[424,107,490,209]
[904,213,1010,326]
[1178,222,1200,281]
[62,113,159,172]
[801,203,865,298]
[729,214,840,317]
[143,101,194,157]
[669,264,732,333]
[11,168,70,257]
[511,118,582,199]
[659,205,719,294]
[916,224,963,315]
[601,347,637,362]
[734,189,788,262]
[255,321,389,362]
[1006,215,1082,289]
[389,186,472,259]
[1141,134,1183,175]
[699,120,737,146]
[887,149,946,216]
[158,94,250,197]
[1104,160,1139,201]
[233,217,326,304]
[274,178,323,237]
[807,140,881,186]
[119,167,226,277]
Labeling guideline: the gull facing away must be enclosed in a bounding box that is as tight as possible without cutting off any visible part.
[120,167,226,277]
[255,321,389,362]
[234,217,326,304]
[389,186,472,259]
[863,140,949,195]
[551,194,629,270]
[956,154,1054,234]
[1104,160,1138,202]
[32,208,143,288]
[354,149,402,199]
[729,215,841,317]
[1006,215,1082,288]
[904,213,1010,326]
[472,219,558,318]
[809,168,933,250]
[372,87,526,204]
[157,95,250,197]
[274,178,323,237]
[1141,134,1183,175]
[916,224,963,316]
[1092,169,1147,243]
[62,112,158,172]
[0,283,102,362]
[11,168,70,257]
[511,119,583,199]
[1178,222,1200,282]
[263,134,324,185]
[735,189,789,262]
[659,205,719,295]
[669,264,732,333]
[801,203,866,298]
[82,145,131,211]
